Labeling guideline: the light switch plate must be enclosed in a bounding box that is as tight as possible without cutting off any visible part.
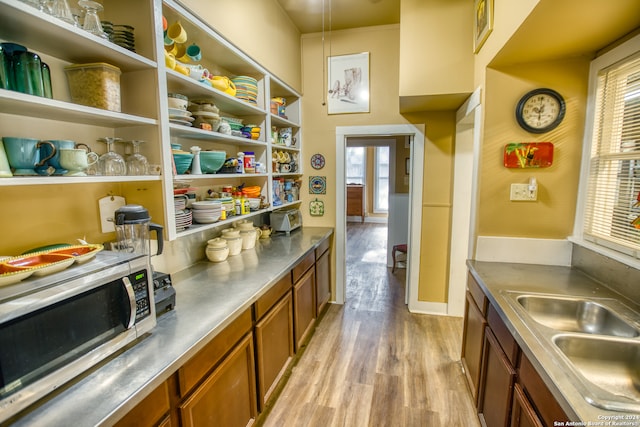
[510,183,537,201]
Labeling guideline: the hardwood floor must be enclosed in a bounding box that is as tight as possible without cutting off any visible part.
[261,223,479,427]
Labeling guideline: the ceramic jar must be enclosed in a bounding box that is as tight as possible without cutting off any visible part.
[205,238,229,262]
[223,235,242,256]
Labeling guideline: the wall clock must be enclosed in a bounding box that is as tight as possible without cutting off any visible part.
[311,153,325,170]
[515,88,566,134]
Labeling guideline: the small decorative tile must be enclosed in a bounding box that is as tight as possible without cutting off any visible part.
[309,176,326,194]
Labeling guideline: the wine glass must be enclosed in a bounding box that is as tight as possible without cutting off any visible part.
[78,0,108,39]
[126,140,149,175]
[97,137,126,176]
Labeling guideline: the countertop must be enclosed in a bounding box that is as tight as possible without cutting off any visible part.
[467,260,640,423]
[10,227,334,427]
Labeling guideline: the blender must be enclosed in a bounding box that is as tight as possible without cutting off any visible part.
[113,204,175,315]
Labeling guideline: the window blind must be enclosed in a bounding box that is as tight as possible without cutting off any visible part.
[583,53,640,257]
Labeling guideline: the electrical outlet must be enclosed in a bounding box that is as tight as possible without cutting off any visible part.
[510,183,537,201]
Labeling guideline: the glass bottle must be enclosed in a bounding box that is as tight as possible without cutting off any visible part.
[41,62,52,98]
[12,51,44,97]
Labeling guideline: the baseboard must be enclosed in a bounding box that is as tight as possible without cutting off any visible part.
[475,236,572,266]
[408,300,448,316]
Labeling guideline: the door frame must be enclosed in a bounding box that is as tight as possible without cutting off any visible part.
[335,124,425,307]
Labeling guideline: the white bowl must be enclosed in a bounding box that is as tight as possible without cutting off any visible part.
[192,201,223,209]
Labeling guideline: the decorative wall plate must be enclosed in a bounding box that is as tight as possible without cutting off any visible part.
[311,153,325,169]
[309,176,326,194]
[504,142,554,168]
[309,198,325,216]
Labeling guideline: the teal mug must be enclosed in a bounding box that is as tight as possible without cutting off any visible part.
[36,139,76,175]
[2,137,56,176]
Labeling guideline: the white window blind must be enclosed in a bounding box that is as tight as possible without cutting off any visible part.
[583,53,640,257]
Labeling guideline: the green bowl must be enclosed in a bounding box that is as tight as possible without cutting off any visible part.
[200,151,226,173]
[173,153,193,174]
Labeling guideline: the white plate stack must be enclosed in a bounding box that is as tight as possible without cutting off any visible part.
[169,107,194,127]
[192,200,222,224]
[174,195,192,230]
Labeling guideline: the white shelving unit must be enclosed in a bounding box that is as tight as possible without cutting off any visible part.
[0,0,303,244]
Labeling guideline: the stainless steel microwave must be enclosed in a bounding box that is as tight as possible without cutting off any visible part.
[0,251,156,423]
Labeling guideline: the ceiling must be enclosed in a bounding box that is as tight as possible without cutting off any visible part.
[275,0,401,34]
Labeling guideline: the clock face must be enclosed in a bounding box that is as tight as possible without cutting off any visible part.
[516,88,565,134]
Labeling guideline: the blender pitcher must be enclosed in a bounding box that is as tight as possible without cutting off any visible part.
[113,205,164,256]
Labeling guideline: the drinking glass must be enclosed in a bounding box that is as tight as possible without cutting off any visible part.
[78,0,108,39]
[126,140,149,175]
[48,0,76,25]
[97,137,126,176]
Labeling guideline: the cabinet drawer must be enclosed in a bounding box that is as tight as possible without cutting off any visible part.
[178,309,252,397]
[315,237,330,259]
[113,380,170,427]
[467,272,488,315]
[487,304,519,365]
[292,250,315,283]
[255,273,292,320]
[518,353,569,427]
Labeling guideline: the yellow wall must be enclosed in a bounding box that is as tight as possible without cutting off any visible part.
[478,58,589,238]
[399,0,474,98]
[180,0,302,92]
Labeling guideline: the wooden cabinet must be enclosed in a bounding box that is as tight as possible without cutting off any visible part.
[511,384,543,427]
[461,273,488,404]
[292,252,317,350]
[254,274,294,410]
[478,327,516,427]
[315,237,331,316]
[113,380,171,427]
[347,184,365,222]
[179,333,257,427]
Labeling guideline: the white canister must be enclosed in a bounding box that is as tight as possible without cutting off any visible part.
[206,246,229,262]
[240,228,257,250]
[223,236,243,255]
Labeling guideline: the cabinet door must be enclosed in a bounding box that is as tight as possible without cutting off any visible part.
[461,291,487,405]
[315,248,331,316]
[113,380,170,427]
[478,327,516,427]
[510,383,543,427]
[179,333,257,427]
[255,292,294,409]
[293,267,316,350]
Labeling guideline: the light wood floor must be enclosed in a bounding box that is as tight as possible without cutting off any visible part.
[261,222,480,427]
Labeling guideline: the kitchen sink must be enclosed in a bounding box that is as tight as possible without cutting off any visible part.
[516,295,640,337]
[553,334,640,412]
[503,291,640,412]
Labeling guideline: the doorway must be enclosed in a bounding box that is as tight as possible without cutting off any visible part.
[335,124,425,308]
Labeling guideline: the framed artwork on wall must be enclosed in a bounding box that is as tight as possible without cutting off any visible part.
[327,52,370,114]
[473,0,493,53]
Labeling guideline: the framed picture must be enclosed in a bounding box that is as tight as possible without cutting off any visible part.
[327,52,370,114]
[474,0,493,53]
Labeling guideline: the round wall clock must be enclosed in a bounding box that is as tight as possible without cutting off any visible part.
[311,153,325,170]
[515,88,566,134]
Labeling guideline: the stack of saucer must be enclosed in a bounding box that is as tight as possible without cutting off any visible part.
[231,76,258,105]
[169,108,194,127]
[175,209,192,231]
[192,201,222,224]
[102,22,136,52]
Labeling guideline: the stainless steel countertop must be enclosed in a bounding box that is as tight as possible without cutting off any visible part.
[10,227,334,427]
[467,260,640,423]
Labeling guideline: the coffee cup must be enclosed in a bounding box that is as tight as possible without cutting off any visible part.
[186,44,202,61]
[164,51,176,70]
[59,148,98,176]
[2,137,56,176]
[188,64,206,80]
[175,44,189,63]
[37,139,75,175]
[281,163,292,173]
[168,21,187,44]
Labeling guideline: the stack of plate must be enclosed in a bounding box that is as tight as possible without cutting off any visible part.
[231,76,258,105]
[169,108,194,127]
[174,195,187,210]
[102,22,136,52]
[175,209,192,231]
[192,201,222,224]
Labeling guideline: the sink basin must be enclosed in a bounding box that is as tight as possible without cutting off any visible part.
[553,334,640,412]
[516,295,639,338]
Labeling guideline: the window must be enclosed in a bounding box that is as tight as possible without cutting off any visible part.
[346,147,365,184]
[374,146,389,212]
[577,38,640,260]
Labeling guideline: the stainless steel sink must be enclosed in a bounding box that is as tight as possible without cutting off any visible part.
[516,295,639,337]
[553,334,640,412]
[502,291,640,412]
